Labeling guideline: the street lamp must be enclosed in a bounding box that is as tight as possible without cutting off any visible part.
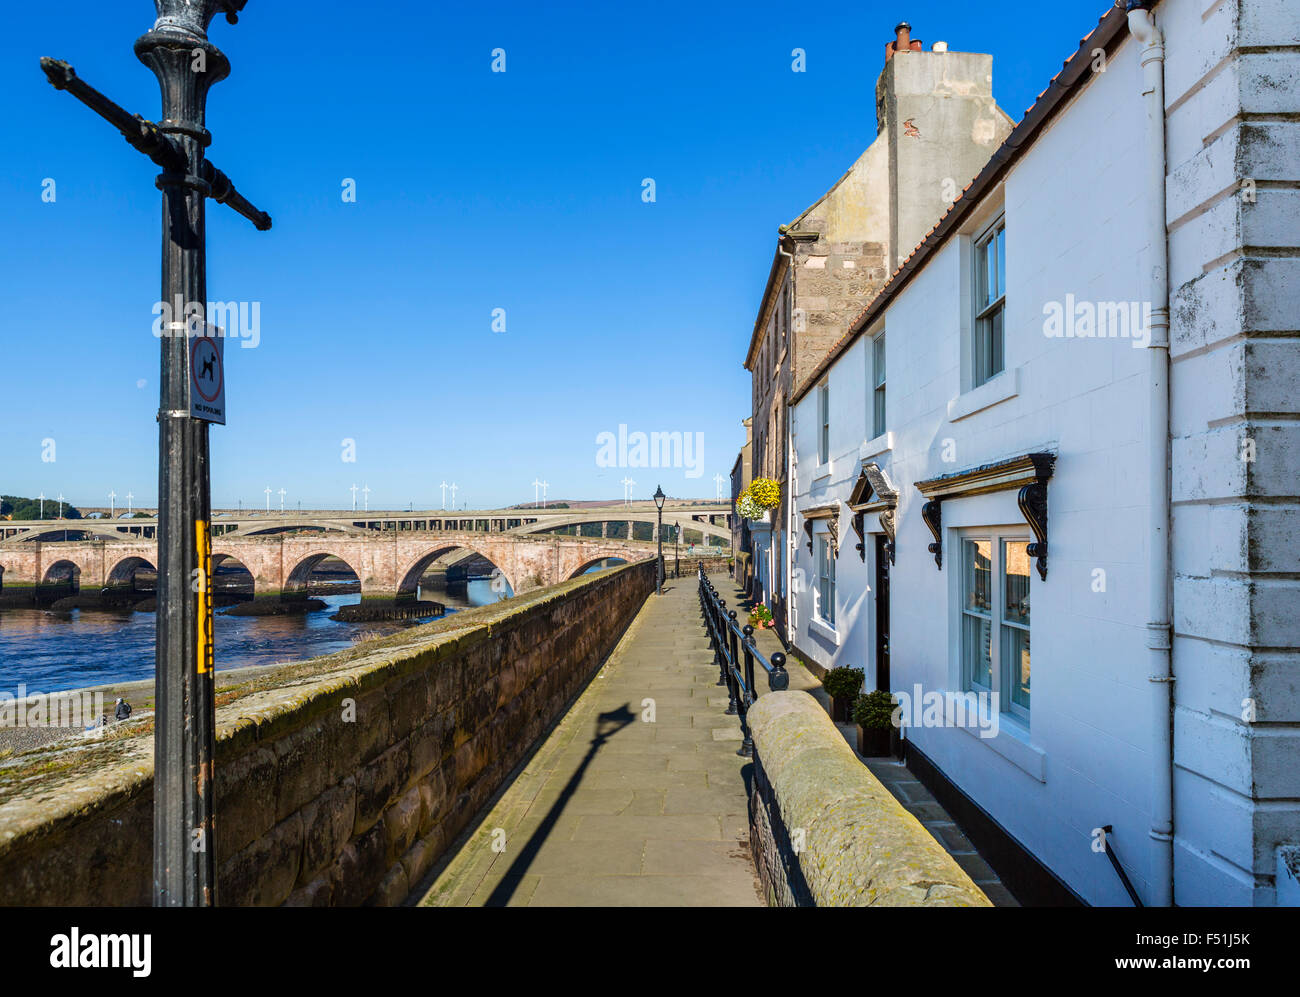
[653,485,666,594]
[42,0,271,908]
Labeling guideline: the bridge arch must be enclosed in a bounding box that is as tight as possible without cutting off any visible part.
[0,521,156,545]
[396,544,515,601]
[511,514,731,546]
[211,553,256,602]
[105,555,156,588]
[226,519,368,539]
[41,559,81,598]
[282,550,362,602]
[104,556,157,604]
[568,556,628,579]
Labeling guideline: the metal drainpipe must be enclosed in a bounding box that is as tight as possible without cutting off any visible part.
[778,235,795,633]
[1128,1,1174,908]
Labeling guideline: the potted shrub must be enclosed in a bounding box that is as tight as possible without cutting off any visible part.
[748,604,774,630]
[853,690,897,757]
[821,666,865,723]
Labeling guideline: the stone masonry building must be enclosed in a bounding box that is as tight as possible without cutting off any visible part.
[743,22,1014,641]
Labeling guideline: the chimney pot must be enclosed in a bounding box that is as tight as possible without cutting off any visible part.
[886,21,924,61]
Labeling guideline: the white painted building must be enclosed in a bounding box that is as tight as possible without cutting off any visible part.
[784,0,1299,906]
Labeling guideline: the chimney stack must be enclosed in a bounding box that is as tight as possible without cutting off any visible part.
[886,21,924,62]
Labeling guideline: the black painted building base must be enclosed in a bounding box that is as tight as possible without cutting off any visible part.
[904,741,1086,907]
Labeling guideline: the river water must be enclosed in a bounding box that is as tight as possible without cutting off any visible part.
[0,581,502,694]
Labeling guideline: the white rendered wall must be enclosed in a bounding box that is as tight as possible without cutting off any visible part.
[792,30,1158,907]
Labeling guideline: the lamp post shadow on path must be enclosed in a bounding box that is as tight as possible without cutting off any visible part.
[483,703,636,908]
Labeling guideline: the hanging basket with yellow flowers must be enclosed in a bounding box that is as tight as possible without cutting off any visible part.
[747,477,782,510]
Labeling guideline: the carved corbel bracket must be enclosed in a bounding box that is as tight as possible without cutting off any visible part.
[879,508,897,566]
[801,504,840,557]
[852,511,866,562]
[1018,479,1049,581]
[915,451,1056,576]
[921,499,942,569]
[848,462,899,565]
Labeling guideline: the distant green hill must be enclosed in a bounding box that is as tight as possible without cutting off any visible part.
[1,494,83,520]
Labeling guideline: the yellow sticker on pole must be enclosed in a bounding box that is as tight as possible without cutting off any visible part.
[196,520,214,675]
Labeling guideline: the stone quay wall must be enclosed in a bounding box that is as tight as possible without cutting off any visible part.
[0,558,656,906]
[747,692,991,907]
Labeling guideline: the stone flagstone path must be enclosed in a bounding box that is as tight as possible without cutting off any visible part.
[418,575,762,907]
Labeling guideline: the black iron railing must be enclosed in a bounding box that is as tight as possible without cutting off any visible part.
[1100,824,1144,907]
[698,563,788,756]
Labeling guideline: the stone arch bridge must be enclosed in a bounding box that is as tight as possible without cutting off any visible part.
[0,531,652,604]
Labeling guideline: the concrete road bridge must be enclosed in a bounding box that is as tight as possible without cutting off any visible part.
[0,530,655,604]
[0,503,733,547]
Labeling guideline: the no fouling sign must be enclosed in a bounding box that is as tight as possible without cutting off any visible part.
[189,333,225,425]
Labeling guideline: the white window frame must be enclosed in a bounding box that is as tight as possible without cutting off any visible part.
[815,532,836,627]
[958,530,1030,725]
[972,215,1006,388]
[817,382,830,465]
[870,332,886,439]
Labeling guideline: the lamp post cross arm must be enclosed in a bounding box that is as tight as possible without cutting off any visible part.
[41,58,185,172]
[40,57,271,231]
[201,160,272,230]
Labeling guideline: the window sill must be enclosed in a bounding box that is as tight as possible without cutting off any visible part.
[948,699,1045,782]
[808,616,839,644]
[811,462,832,485]
[860,431,893,461]
[947,366,1020,423]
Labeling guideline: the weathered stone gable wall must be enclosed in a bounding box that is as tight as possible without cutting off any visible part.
[0,559,656,906]
[790,231,890,392]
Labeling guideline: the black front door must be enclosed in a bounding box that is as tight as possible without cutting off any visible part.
[875,534,891,691]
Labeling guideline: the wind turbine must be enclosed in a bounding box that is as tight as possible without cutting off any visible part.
[449,482,458,508]
[713,473,726,501]
[541,480,549,509]
[363,484,370,512]
[109,489,116,518]
[126,491,134,516]
[38,491,45,518]
[532,478,543,509]
[439,481,448,510]
[350,483,359,511]
[56,493,65,519]
[621,476,634,507]
[278,488,286,514]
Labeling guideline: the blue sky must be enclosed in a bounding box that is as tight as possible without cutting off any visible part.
[1,0,1108,511]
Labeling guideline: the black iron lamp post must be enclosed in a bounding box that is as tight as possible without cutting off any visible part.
[42,0,270,907]
[653,485,666,594]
